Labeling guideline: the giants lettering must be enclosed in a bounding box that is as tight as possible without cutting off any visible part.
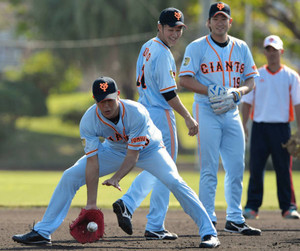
[131,136,148,143]
[107,133,128,142]
[201,61,244,74]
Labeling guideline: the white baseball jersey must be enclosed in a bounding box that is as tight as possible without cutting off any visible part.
[242,65,300,123]
[33,98,217,239]
[136,37,177,110]
[179,34,259,224]
[120,36,179,231]
[179,35,259,103]
[80,100,163,156]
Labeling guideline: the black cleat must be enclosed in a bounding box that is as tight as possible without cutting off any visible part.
[12,230,51,246]
[199,235,220,248]
[113,199,133,235]
[144,230,178,240]
[224,221,261,235]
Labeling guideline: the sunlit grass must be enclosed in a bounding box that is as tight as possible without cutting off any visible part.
[1,170,299,210]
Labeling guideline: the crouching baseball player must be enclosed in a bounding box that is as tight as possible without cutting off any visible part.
[12,76,220,248]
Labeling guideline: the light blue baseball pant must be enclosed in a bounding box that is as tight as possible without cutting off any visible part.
[33,142,216,240]
[121,107,178,231]
[194,102,245,223]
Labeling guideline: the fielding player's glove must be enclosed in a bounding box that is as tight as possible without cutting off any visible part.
[70,208,104,244]
[282,133,300,159]
[209,88,241,115]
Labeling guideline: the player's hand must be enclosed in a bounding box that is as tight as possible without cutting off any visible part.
[102,178,122,191]
[185,116,198,136]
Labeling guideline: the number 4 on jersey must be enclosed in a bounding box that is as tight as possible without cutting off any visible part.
[137,64,146,89]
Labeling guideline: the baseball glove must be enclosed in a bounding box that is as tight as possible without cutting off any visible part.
[208,84,228,98]
[282,133,300,159]
[209,92,236,115]
[70,208,104,244]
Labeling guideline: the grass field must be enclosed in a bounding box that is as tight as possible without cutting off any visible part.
[1,170,299,210]
[2,92,300,211]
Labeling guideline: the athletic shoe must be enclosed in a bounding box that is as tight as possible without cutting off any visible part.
[243,208,259,219]
[199,235,220,248]
[224,221,261,235]
[283,209,300,219]
[144,230,178,240]
[12,230,51,246]
[113,199,133,235]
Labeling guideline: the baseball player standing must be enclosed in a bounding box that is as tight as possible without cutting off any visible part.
[242,35,300,220]
[113,7,198,240]
[178,2,261,235]
[13,77,219,248]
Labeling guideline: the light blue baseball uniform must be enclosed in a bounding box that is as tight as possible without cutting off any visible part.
[33,99,216,239]
[179,35,259,223]
[121,37,178,231]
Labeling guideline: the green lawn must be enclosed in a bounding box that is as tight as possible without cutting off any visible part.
[2,92,300,211]
[1,170,299,210]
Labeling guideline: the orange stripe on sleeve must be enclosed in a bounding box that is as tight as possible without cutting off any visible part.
[160,85,176,92]
[245,72,258,77]
[179,70,195,75]
[86,149,98,156]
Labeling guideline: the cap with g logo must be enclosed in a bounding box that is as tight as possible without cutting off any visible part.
[92,76,118,102]
[209,2,231,19]
[158,7,186,27]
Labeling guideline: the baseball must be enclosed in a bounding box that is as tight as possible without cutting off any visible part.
[87,222,98,232]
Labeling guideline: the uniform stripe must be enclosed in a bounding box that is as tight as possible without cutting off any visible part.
[206,36,225,86]
[153,39,169,50]
[245,72,258,77]
[96,107,118,133]
[195,103,201,169]
[228,40,235,87]
[165,110,175,159]
[179,70,195,75]
[128,143,145,148]
[160,85,176,92]
[86,149,98,156]
[96,101,128,139]
[288,85,294,122]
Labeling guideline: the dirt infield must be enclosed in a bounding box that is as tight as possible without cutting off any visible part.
[1,208,299,250]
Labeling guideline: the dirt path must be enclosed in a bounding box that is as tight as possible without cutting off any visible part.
[1,208,299,250]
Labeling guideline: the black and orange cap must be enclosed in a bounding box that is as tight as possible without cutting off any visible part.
[92,76,118,103]
[209,2,231,19]
[158,7,186,28]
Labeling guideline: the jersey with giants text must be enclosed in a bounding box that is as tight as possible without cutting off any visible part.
[179,35,259,103]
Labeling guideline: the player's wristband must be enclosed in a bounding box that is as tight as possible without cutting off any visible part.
[231,90,242,104]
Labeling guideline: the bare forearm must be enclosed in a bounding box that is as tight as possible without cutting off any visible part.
[294,104,300,132]
[238,77,255,96]
[102,149,140,191]
[86,155,99,209]
[168,96,191,119]
[179,75,208,95]
[111,154,138,182]
[168,95,198,136]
